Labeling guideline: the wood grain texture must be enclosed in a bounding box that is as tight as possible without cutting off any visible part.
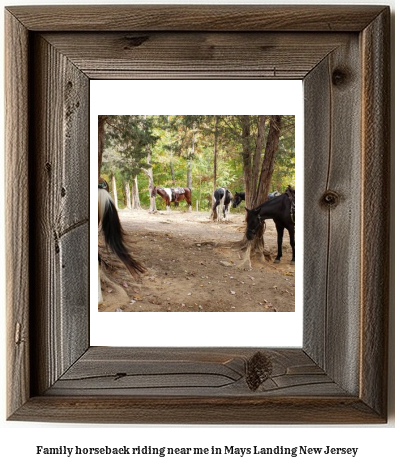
[304,36,362,395]
[42,32,351,80]
[360,9,390,417]
[10,396,383,425]
[29,35,90,395]
[5,10,30,418]
[5,5,386,32]
[46,347,344,397]
[5,5,389,424]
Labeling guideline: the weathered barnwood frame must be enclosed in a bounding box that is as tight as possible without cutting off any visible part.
[5,5,389,423]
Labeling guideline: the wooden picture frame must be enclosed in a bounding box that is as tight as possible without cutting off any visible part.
[5,5,389,424]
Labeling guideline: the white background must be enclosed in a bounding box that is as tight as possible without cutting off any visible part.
[90,79,304,347]
[1,1,394,469]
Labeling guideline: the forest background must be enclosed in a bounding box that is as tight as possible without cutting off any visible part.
[99,115,295,211]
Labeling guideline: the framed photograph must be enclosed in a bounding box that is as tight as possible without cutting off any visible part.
[5,5,389,423]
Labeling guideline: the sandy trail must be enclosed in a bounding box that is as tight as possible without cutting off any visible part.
[98,209,295,313]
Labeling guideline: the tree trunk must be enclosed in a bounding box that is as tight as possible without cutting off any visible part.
[256,115,282,206]
[98,115,107,179]
[170,160,176,186]
[187,121,196,189]
[238,115,283,265]
[250,115,267,208]
[124,180,132,209]
[241,115,253,209]
[131,176,142,210]
[111,174,118,209]
[145,150,157,213]
[187,160,193,189]
[213,115,219,193]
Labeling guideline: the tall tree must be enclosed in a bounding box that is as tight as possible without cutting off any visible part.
[103,115,157,209]
[239,115,283,266]
[213,115,219,193]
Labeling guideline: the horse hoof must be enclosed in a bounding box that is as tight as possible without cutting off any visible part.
[273,259,280,264]
[291,260,295,265]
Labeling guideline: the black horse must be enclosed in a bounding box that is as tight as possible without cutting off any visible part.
[232,190,280,208]
[245,187,295,263]
[232,191,245,208]
[212,187,233,221]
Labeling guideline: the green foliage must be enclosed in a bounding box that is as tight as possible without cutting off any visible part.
[101,115,295,210]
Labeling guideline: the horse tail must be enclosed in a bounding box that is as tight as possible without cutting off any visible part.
[98,189,145,275]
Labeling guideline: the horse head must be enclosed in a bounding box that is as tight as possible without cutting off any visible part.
[245,207,263,240]
[151,186,158,197]
[232,192,242,208]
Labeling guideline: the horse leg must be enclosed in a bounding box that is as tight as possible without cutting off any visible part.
[289,225,295,263]
[218,198,225,222]
[212,201,219,221]
[166,198,171,211]
[185,191,192,212]
[274,223,284,263]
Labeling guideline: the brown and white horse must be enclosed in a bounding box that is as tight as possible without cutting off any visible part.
[98,181,144,304]
[151,186,192,211]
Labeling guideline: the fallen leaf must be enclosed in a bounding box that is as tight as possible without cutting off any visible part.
[220,261,233,267]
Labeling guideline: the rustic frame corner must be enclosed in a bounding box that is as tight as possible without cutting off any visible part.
[5,5,390,424]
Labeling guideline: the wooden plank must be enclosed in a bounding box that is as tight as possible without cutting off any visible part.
[46,347,345,397]
[9,396,383,424]
[304,35,363,395]
[5,10,30,418]
[303,56,331,368]
[29,34,90,395]
[59,225,89,369]
[324,36,362,394]
[6,5,386,32]
[360,9,390,417]
[42,32,352,80]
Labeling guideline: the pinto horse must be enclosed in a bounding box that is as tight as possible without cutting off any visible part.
[152,186,192,211]
[212,187,233,221]
[245,187,295,263]
[98,186,144,305]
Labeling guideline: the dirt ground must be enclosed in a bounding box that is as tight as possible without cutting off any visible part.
[98,208,295,313]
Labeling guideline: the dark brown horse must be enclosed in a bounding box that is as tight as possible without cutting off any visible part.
[152,186,192,211]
